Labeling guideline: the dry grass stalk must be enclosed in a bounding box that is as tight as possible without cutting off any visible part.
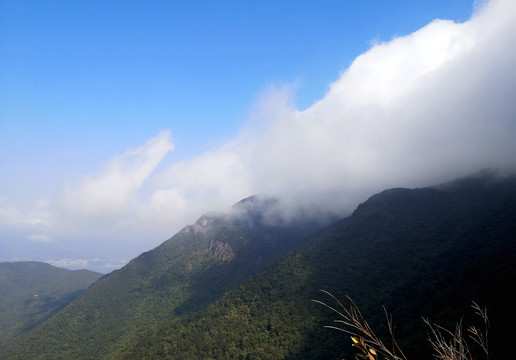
[424,302,489,360]
[314,291,489,360]
[312,290,407,360]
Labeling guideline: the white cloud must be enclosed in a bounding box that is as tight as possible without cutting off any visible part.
[0,199,50,229]
[27,234,53,242]
[60,130,174,220]
[2,0,516,257]
[146,0,516,220]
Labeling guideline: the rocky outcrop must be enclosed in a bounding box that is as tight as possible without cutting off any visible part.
[209,240,235,262]
[183,215,218,235]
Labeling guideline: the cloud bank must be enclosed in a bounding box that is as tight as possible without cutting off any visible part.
[1,0,515,255]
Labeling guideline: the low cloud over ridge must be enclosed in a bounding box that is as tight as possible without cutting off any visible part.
[1,0,515,254]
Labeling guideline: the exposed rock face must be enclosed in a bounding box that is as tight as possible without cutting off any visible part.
[182,215,218,235]
[181,215,235,261]
[209,240,235,262]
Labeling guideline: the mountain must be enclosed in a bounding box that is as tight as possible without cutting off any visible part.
[3,173,515,359]
[1,195,329,359]
[119,172,516,360]
[0,261,101,349]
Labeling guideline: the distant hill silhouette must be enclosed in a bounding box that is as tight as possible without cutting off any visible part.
[0,261,101,349]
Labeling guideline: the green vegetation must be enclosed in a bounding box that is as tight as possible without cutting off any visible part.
[0,261,101,349]
[2,173,515,359]
[1,195,325,359]
[120,173,516,359]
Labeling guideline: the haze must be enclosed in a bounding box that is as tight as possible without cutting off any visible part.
[1,0,515,271]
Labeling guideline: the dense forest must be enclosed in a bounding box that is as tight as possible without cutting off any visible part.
[119,173,516,360]
[1,195,329,359]
[1,172,515,359]
[0,262,101,348]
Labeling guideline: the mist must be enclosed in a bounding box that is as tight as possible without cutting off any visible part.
[1,0,515,262]
[152,0,516,225]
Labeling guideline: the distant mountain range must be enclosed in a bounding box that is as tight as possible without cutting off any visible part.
[0,262,101,349]
[0,253,128,274]
[1,172,515,359]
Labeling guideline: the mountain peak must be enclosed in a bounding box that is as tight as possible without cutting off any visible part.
[232,193,278,211]
[182,213,221,235]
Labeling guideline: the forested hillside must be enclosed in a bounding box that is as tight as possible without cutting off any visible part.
[0,262,101,349]
[3,173,515,359]
[1,195,327,359]
[120,173,516,360]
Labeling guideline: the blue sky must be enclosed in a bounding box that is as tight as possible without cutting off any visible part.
[2,0,515,271]
[1,0,473,187]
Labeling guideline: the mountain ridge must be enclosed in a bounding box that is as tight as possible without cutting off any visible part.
[1,195,330,358]
[2,173,515,359]
[119,173,516,359]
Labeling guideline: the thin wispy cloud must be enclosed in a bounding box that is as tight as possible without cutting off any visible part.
[0,199,50,232]
[27,234,52,243]
[60,130,174,220]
